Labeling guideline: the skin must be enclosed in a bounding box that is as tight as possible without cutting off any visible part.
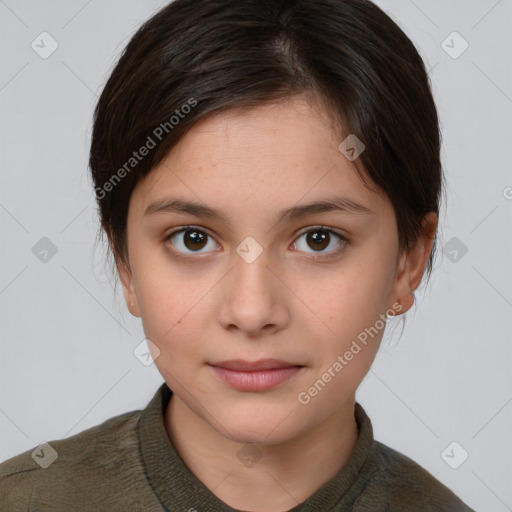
[118,95,437,511]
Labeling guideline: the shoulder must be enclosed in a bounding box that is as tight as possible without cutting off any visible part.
[0,409,141,478]
[355,440,475,512]
[0,409,148,511]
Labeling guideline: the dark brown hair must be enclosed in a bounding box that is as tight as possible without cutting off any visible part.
[89,0,442,281]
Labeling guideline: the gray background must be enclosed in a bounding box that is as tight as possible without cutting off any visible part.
[1,1,511,510]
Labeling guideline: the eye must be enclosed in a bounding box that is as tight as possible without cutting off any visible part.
[164,226,219,255]
[292,226,347,258]
[163,225,347,260]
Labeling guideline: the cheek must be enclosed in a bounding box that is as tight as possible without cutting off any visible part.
[129,248,191,336]
[321,267,393,331]
[138,282,207,384]
[130,240,187,319]
[131,254,219,377]
[137,277,206,345]
[298,277,389,409]
[306,251,397,363]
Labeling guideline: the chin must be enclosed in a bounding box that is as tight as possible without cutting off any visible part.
[213,405,304,446]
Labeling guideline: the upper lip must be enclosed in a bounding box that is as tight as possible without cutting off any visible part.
[209,359,303,372]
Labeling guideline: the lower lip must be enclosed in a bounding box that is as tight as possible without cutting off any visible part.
[209,365,303,391]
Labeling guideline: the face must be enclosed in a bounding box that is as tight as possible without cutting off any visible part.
[120,95,432,445]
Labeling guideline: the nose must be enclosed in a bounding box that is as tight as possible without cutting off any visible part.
[217,249,289,337]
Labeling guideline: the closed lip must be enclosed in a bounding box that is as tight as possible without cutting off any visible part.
[208,359,304,372]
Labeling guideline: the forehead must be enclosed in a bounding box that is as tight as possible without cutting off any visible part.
[132,96,388,221]
[174,96,340,163]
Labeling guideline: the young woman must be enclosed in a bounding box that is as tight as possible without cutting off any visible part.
[1,0,475,510]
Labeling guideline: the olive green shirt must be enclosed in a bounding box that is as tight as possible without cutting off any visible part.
[1,383,475,511]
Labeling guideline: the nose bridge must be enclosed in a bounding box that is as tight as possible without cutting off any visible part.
[218,237,286,333]
[231,237,273,297]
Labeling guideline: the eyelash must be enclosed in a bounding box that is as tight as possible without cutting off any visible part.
[162,225,348,262]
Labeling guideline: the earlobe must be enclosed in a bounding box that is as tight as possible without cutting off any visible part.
[390,212,438,315]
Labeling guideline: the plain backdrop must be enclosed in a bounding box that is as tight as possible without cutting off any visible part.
[1,1,511,511]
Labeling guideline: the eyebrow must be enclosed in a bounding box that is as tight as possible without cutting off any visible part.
[143,195,372,227]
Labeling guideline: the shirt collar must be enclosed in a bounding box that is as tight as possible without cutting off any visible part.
[137,382,376,511]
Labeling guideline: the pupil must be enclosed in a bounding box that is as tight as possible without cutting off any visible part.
[184,230,207,251]
[308,230,329,251]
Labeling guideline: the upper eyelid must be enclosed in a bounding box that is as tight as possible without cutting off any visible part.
[296,225,346,237]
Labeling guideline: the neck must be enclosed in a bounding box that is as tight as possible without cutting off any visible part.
[165,394,359,511]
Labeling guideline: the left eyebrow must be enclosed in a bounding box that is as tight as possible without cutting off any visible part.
[143,195,373,229]
[277,196,373,223]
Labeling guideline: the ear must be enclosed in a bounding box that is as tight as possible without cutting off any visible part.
[118,261,141,318]
[389,212,438,314]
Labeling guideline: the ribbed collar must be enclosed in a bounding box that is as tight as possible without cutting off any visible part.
[137,382,375,512]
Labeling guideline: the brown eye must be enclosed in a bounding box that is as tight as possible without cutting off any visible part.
[166,227,218,254]
[306,230,330,251]
[183,229,207,251]
[293,227,346,257]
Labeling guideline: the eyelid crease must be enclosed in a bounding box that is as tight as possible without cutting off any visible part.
[163,224,347,241]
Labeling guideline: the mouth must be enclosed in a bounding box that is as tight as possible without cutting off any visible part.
[208,359,305,392]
